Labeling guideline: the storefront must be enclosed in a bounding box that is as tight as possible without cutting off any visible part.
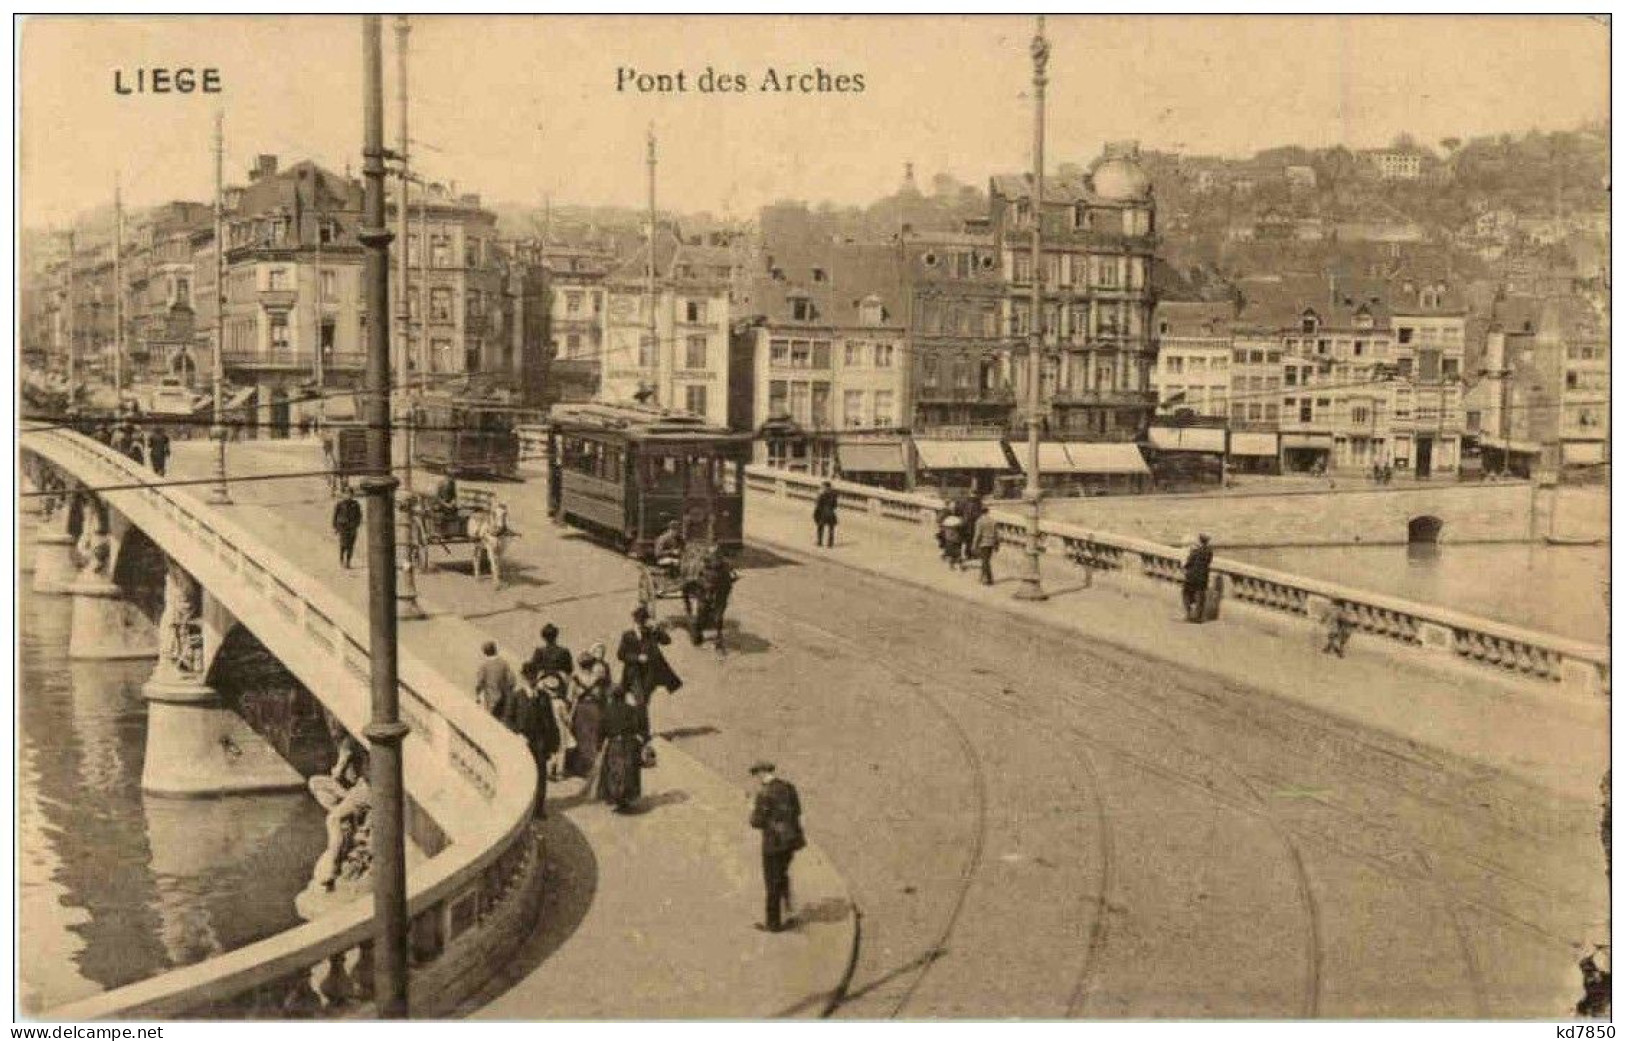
[835,440,909,492]
[1145,426,1226,489]
[914,439,1014,496]
[1010,441,1151,496]
[1281,432,1333,474]
[1479,435,1543,479]
[1227,430,1280,475]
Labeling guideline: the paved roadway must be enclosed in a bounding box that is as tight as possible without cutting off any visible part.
[169,440,1605,1018]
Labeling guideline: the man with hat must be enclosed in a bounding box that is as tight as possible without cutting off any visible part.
[504,670,562,819]
[1181,533,1214,623]
[522,622,574,689]
[749,761,805,933]
[617,604,683,760]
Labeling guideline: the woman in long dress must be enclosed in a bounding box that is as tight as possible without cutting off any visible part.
[595,688,644,812]
[567,643,610,777]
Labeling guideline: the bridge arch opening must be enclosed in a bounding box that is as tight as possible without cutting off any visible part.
[207,624,341,777]
[111,525,168,623]
[1407,515,1444,544]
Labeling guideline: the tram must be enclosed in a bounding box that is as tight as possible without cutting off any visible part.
[414,393,523,480]
[545,401,753,557]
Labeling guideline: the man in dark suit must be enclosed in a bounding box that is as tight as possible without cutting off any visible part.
[332,484,363,569]
[1182,533,1214,623]
[813,481,839,547]
[507,673,562,819]
[522,622,573,688]
[617,606,682,755]
[749,761,805,933]
[146,427,171,476]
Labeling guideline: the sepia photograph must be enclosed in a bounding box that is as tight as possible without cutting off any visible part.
[11,12,1613,1025]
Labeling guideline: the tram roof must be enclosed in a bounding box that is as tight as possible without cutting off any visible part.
[548,400,749,442]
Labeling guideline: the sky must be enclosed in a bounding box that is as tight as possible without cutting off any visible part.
[18,14,1611,228]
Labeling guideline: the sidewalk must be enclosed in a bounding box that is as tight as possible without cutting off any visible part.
[744,493,1609,802]
[166,441,857,1019]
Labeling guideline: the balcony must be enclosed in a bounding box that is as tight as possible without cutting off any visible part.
[259,288,298,310]
[1048,388,1157,407]
[221,349,366,371]
[914,385,1015,404]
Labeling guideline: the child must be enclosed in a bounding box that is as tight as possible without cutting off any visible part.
[537,674,577,781]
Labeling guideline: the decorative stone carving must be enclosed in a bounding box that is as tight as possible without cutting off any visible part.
[155,558,204,681]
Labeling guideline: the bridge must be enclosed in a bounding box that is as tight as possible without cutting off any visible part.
[20,429,1610,1019]
[21,427,542,1018]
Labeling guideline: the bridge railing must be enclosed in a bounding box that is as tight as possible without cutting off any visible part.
[24,427,543,1020]
[743,464,1610,699]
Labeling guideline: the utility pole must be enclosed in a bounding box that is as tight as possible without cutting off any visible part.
[113,171,124,398]
[66,228,76,391]
[210,111,232,505]
[417,176,428,396]
[646,124,659,406]
[395,14,415,490]
[1015,16,1050,602]
[314,181,326,431]
[359,14,410,1019]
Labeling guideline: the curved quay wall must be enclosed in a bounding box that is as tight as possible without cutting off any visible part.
[742,465,1611,700]
[23,428,542,1020]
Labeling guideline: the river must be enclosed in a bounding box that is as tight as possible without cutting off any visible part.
[17,533,327,1014]
[1223,542,1610,645]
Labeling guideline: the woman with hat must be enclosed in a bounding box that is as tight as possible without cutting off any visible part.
[537,673,576,783]
[567,642,611,777]
[595,685,645,813]
[616,604,683,765]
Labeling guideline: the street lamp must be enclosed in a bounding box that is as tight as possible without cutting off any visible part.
[1015,16,1050,602]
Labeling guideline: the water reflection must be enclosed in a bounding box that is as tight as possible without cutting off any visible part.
[18,580,327,1013]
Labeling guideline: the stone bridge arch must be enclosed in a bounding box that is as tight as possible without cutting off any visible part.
[206,623,341,778]
[1407,515,1444,544]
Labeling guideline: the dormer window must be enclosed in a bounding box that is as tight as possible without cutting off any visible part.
[1353,305,1374,330]
[789,291,812,322]
[858,295,884,327]
[1301,310,1319,334]
[812,267,827,283]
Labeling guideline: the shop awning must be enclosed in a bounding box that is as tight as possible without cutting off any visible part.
[1281,433,1333,449]
[1147,426,1227,453]
[915,440,1012,471]
[1229,431,1279,457]
[1480,435,1543,454]
[221,387,257,417]
[1013,442,1149,475]
[837,442,907,474]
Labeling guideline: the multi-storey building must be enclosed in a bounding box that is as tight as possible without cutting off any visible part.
[602,226,732,426]
[899,225,1012,435]
[1479,295,1610,476]
[1151,300,1233,421]
[125,201,213,384]
[535,241,615,405]
[194,155,368,432]
[987,140,1159,441]
[1361,149,1425,181]
[389,182,512,386]
[739,241,909,481]
[1388,293,1468,478]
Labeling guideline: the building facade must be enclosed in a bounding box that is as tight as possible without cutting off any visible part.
[602,227,732,426]
[988,140,1160,441]
[1151,300,1234,421]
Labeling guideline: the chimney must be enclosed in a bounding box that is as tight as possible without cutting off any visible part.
[250,154,278,182]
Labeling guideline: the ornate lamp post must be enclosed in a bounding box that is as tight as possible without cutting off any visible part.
[1015,16,1050,602]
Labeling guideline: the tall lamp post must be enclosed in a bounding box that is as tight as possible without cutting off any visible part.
[1015,17,1050,602]
[360,14,410,1018]
[209,111,232,505]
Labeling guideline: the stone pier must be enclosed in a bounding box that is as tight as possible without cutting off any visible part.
[31,503,80,596]
[140,557,304,797]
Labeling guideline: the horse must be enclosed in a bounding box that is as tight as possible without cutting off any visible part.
[467,500,511,589]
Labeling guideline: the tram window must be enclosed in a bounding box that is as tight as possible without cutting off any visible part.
[720,459,741,495]
[646,455,685,493]
[603,446,624,484]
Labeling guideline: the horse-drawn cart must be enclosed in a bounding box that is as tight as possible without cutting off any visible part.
[399,487,513,585]
[636,542,707,623]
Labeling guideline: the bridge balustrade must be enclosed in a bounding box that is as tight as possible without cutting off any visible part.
[744,464,1610,700]
[22,426,543,1020]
